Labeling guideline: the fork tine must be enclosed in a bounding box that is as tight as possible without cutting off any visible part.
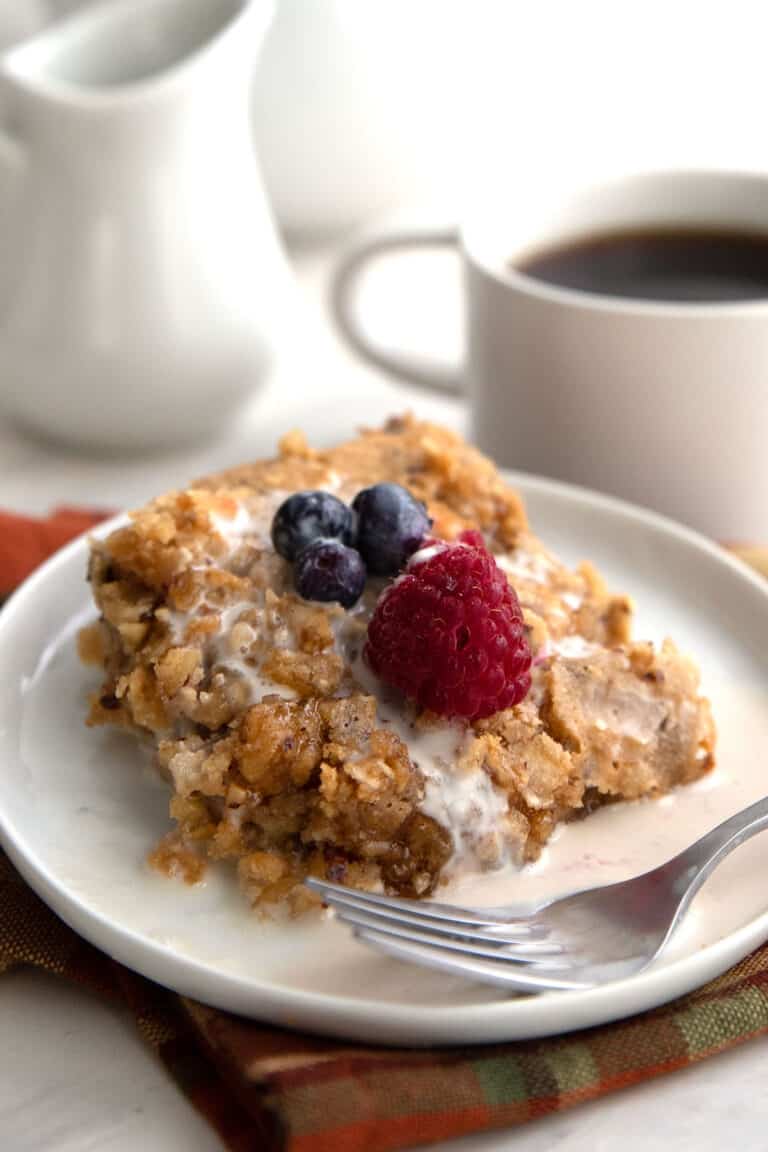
[334,903,563,953]
[322,891,559,950]
[306,877,540,932]
[356,929,595,993]
[336,905,568,965]
[313,883,548,945]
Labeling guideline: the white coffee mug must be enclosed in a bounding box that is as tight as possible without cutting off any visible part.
[334,170,768,542]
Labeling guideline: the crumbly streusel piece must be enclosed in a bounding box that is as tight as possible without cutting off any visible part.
[82,416,715,912]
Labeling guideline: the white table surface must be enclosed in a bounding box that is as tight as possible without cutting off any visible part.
[1,245,766,1152]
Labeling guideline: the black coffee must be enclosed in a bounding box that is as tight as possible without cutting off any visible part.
[514,227,768,302]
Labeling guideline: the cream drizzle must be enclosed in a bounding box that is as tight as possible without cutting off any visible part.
[348,650,512,876]
[162,492,692,884]
[497,549,554,586]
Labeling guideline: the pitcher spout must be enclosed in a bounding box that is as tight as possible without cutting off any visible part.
[1,0,273,108]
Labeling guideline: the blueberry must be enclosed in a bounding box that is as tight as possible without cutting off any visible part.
[352,483,432,576]
[294,539,367,608]
[271,491,356,562]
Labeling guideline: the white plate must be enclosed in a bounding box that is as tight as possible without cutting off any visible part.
[1,474,767,1046]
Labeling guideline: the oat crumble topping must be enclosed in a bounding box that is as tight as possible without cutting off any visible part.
[80,416,715,913]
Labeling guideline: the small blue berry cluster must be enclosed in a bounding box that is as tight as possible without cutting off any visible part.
[271,483,432,608]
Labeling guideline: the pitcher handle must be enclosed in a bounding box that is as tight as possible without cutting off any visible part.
[331,228,464,394]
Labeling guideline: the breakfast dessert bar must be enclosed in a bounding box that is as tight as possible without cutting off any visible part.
[80,417,715,912]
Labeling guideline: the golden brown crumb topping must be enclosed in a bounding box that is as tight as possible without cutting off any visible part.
[81,416,715,912]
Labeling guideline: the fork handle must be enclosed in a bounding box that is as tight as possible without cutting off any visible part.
[663,795,768,910]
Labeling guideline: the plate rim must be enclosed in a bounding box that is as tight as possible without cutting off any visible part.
[1,469,767,1046]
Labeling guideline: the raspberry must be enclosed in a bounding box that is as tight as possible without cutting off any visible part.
[457,528,485,548]
[365,540,532,721]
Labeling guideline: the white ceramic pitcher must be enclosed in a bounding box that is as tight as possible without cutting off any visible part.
[0,0,287,450]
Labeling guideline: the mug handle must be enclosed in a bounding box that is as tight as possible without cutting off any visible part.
[331,228,463,394]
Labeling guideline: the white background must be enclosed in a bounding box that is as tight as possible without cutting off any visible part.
[6,1,768,235]
[2,2,768,1149]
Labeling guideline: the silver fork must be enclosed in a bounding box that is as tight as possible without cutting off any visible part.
[305,796,768,992]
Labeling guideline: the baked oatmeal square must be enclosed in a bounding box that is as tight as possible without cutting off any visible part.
[81,416,715,913]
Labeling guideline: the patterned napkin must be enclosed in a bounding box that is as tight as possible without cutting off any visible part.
[2,506,768,1152]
